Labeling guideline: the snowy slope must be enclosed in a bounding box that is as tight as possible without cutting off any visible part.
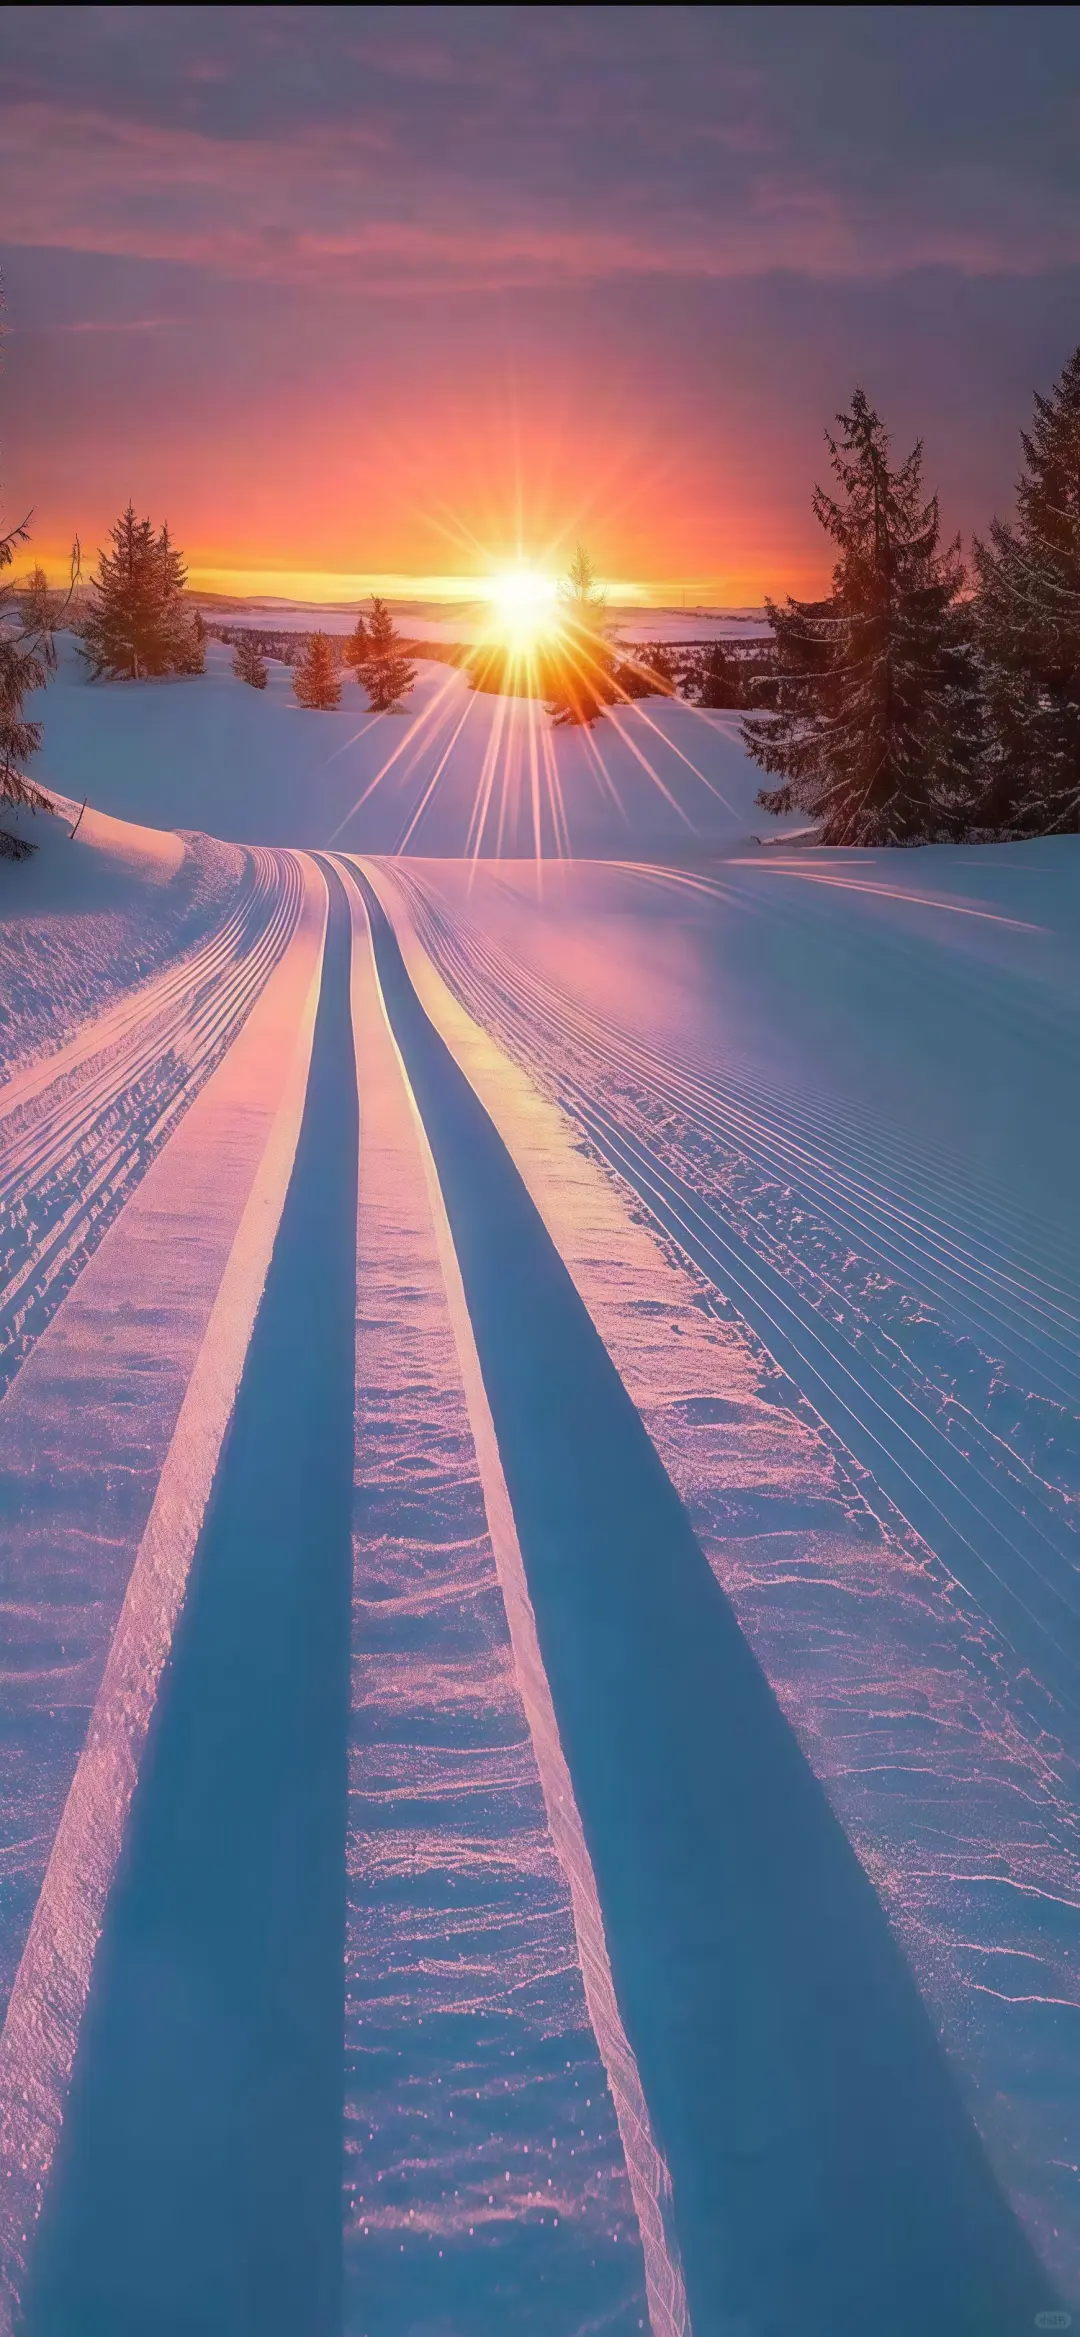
[372,841,1080,2303]
[0,782,247,1081]
[3,680,1079,2328]
[23,636,766,856]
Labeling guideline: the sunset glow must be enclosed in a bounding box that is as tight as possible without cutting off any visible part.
[485,568,559,645]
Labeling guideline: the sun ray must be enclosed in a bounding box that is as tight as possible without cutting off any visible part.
[394,690,479,853]
[327,662,465,842]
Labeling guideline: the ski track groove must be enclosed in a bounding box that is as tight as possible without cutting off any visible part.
[344,857,1059,2337]
[387,869,1080,1739]
[0,847,303,1399]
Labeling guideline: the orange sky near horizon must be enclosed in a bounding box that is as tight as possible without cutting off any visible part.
[5,10,1076,616]
[9,384,830,611]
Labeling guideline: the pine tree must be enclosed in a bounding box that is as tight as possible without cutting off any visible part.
[689,639,743,709]
[293,631,342,710]
[613,641,678,700]
[0,278,83,855]
[364,597,415,712]
[743,391,981,845]
[17,565,58,665]
[156,524,204,673]
[80,505,203,679]
[547,546,615,726]
[974,346,1080,835]
[0,517,51,849]
[343,613,371,685]
[233,631,268,689]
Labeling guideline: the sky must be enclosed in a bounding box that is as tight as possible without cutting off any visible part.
[2,4,1080,604]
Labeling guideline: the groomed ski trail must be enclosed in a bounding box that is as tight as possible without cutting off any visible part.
[0,847,303,1400]
[342,855,1057,2337]
[386,864,1080,1744]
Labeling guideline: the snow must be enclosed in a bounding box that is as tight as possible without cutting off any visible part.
[0,860,327,2321]
[2,644,1079,2328]
[0,780,247,1084]
[194,597,770,647]
[363,842,1080,2312]
[345,900,652,2334]
[23,635,769,857]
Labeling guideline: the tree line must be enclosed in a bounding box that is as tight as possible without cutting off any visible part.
[222,598,416,712]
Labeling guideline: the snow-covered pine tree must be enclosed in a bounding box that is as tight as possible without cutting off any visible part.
[80,506,203,679]
[689,639,743,709]
[343,613,371,685]
[364,598,415,712]
[744,390,982,844]
[233,631,268,689]
[547,546,614,726]
[974,346,1080,835]
[293,631,342,709]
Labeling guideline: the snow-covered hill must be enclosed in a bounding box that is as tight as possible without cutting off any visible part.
[0,784,246,1080]
[23,636,767,855]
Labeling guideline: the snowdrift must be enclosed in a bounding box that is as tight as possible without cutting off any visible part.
[0,780,246,1082]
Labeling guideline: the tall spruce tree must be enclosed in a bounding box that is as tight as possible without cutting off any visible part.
[744,391,981,844]
[547,546,614,726]
[364,597,415,712]
[80,505,204,679]
[974,346,1080,835]
[293,631,342,709]
[232,631,268,689]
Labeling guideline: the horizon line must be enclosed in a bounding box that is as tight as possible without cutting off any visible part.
[13,553,799,610]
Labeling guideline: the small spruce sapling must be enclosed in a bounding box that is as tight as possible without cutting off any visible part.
[343,613,372,686]
[364,598,415,712]
[547,546,615,726]
[293,631,342,710]
[233,632,269,689]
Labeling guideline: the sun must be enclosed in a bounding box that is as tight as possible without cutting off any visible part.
[486,566,558,647]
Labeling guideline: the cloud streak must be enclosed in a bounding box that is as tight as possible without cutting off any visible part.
[3,1,1080,294]
[3,7,1079,597]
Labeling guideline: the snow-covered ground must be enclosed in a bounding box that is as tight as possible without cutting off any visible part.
[1,680,1078,2332]
[0,784,248,1081]
[193,598,770,648]
[23,636,767,856]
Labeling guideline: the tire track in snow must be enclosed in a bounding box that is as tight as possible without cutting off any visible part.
[345,859,1056,2337]
[6,867,354,2337]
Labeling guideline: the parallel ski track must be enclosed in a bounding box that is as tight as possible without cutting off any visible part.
[0,848,303,1395]
[388,869,1080,1729]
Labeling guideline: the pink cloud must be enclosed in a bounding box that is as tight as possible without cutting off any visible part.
[4,97,1080,294]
